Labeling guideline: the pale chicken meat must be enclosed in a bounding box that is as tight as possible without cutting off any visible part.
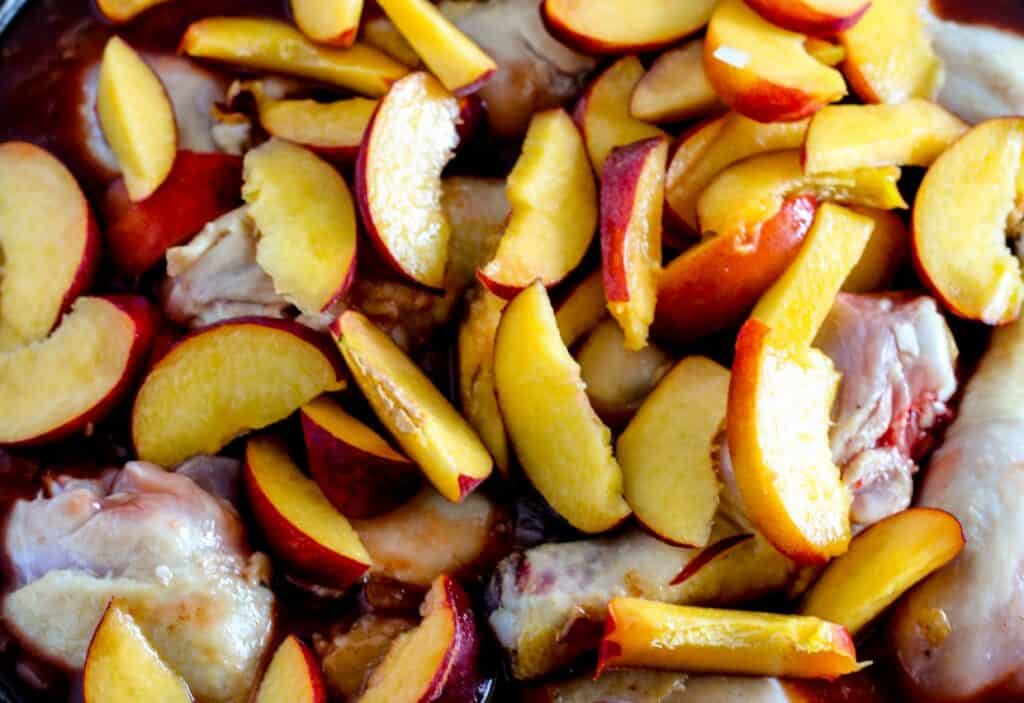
[2,461,274,703]
[890,316,1024,702]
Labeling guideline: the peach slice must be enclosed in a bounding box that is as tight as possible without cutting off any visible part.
[292,0,363,47]
[542,0,718,54]
[96,0,172,23]
[493,282,631,533]
[356,72,459,290]
[362,15,421,68]
[746,0,870,37]
[698,151,906,239]
[301,396,421,519]
[0,142,99,351]
[97,37,177,201]
[912,118,1024,324]
[804,37,846,66]
[83,601,192,703]
[576,319,673,428]
[601,136,668,350]
[800,508,964,635]
[618,357,729,548]
[804,100,968,174]
[458,288,510,476]
[320,615,416,700]
[630,40,724,124]
[246,434,370,588]
[665,112,809,231]
[243,139,358,313]
[573,57,667,175]
[477,109,597,298]
[704,0,846,123]
[376,0,496,96]
[132,318,346,466]
[356,575,480,703]
[257,96,377,162]
[255,635,325,703]
[598,599,860,680]
[333,310,493,502]
[555,270,607,348]
[841,207,908,293]
[653,195,818,345]
[839,0,941,104]
[179,18,407,97]
[103,151,242,276]
[1,296,155,446]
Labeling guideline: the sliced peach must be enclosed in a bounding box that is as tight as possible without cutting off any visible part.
[301,396,421,519]
[653,195,818,345]
[630,39,724,124]
[698,151,906,239]
[246,434,370,588]
[576,319,673,428]
[841,206,908,293]
[320,615,416,700]
[478,109,597,297]
[746,0,870,37]
[255,636,325,703]
[666,112,809,231]
[801,508,964,635]
[0,142,99,351]
[542,0,717,54]
[804,37,845,66]
[671,534,756,586]
[555,270,607,348]
[132,318,346,466]
[493,282,631,533]
[1,296,155,446]
[96,0,172,23]
[257,96,377,162]
[573,57,666,175]
[618,357,729,548]
[97,37,177,201]
[243,139,358,313]
[600,137,668,350]
[333,310,493,502]
[804,100,968,174]
[705,0,846,123]
[458,288,510,476]
[292,0,363,47]
[356,72,459,290]
[913,118,1024,324]
[598,599,860,680]
[83,601,192,703]
[180,18,407,97]
[362,15,421,68]
[357,575,480,703]
[103,151,242,276]
[839,0,941,104]
[376,0,496,96]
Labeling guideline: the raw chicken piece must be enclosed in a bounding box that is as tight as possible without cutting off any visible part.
[440,0,596,137]
[2,462,274,703]
[174,454,242,506]
[816,293,958,526]
[890,317,1024,701]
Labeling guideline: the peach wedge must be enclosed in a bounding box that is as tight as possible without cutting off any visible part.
[333,310,493,502]
[574,57,666,175]
[601,137,668,351]
[97,37,177,201]
[478,110,597,297]
[598,599,860,681]
[291,0,363,47]
[1,296,155,446]
[96,0,172,23]
[243,139,358,314]
[132,318,346,466]
[913,118,1024,324]
[0,142,99,351]
[180,18,407,97]
[804,100,967,174]
[494,282,631,533]
[617,357,729,547]
[630,39,724,124]
[257,96,377,163]
[357,72,460,290]
[376,0,496,96]
[83,601,192,703]
[801,508,964,635]
[841,206,908,294]
[246,434,371,588]
[255,635,326,703]
[704,0,846,123]
[542,0,717,54]
[555,270,607,348]
[746,0,870,37]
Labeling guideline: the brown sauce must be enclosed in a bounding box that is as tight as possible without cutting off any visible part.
[931,0,1024,35]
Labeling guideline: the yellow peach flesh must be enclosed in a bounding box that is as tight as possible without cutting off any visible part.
[555,271,607,348]
[543,0,717,53]
[630,40,723,123]
[256,636,322,703]
[291,0,363,46]
[841,207,908,294]
[258,97,377,154]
